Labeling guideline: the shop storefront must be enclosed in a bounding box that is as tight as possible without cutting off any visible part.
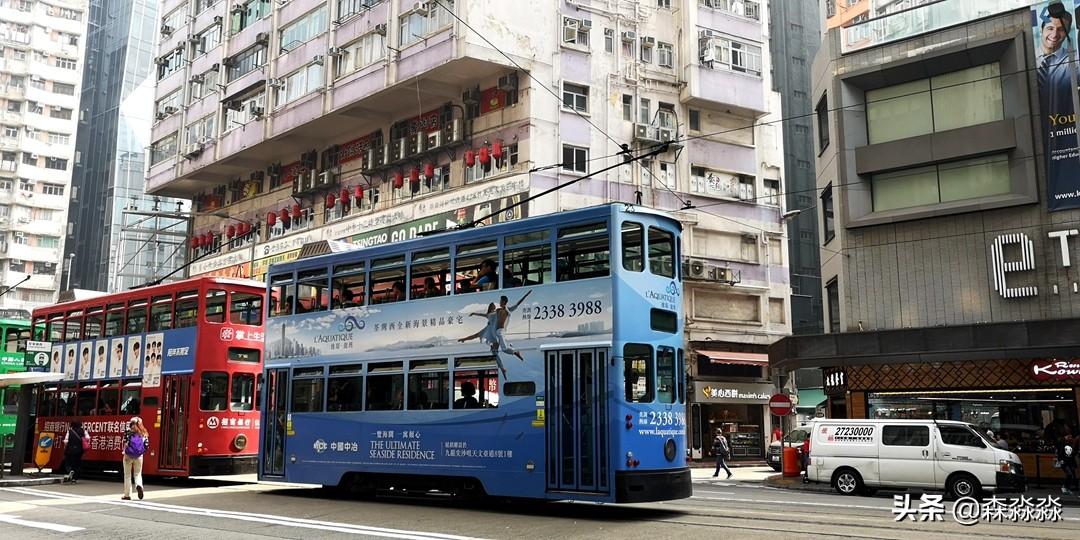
[688,380,775,462]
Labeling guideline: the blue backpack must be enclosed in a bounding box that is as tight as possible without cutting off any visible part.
[125,434,147,458]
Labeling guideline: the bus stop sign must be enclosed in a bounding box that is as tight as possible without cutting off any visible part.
[769,393,794,416]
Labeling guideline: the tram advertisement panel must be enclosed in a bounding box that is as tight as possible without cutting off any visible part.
[267,282,611,360]
[55,327,197,385]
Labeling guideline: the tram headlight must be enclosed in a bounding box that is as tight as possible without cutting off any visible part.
[664,438,677,462]
[233,434,248,451]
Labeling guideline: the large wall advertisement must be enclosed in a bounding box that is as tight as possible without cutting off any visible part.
[1034,1,1080,211]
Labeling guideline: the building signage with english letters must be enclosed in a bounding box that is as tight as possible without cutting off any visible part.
[990,230,1080,298]
[1031,359,1080,380]
[692,381,773,404]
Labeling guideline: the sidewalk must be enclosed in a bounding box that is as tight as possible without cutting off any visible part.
[691,465,775,483]
[763,473,1080,506]
[0,468,63,487]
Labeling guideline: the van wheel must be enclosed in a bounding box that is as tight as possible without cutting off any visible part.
[832,468,863,496]
[947,474,981,500]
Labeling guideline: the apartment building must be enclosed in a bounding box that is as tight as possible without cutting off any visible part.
[148,0,791,460]
[0,0,88,310]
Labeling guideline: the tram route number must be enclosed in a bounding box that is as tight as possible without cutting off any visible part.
[526,300,603,321]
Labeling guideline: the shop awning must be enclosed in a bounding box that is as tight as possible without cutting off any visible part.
[696,350,769,366]
[796,388,827,410]
[0,371,64,388]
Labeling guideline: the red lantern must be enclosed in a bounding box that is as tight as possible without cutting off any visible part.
[492,140,503,159]
[267,211,277,227]
[226,225,236,238]
[239,222,248,236]
[393,171,404,189]
[409,167,420,183]
[423,162,435,179]
[354,185,364,200]
[202,233,212,246]
[478,146,490,165]
[292,203,301,220]
[340,188,349,205]
[326,193,336,209]
[279,208,289,222]
[464,150,476,167]
[192,235,201,249]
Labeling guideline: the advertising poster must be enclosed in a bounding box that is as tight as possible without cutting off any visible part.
[143,333,164,388]
[50,345,61,373]
[63,344,76,381]
[108,337,125,379]
[93,339,108,379]
[125,335,143,377]
[1034,1,1080,211]
[78,342,92,380]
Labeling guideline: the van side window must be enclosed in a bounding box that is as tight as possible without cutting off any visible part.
[882,425,929,446]
[938,425,985,448]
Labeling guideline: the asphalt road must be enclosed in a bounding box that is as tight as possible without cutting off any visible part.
[0,474,1078,539]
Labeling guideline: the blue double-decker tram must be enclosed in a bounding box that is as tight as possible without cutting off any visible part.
[258,204,690,502]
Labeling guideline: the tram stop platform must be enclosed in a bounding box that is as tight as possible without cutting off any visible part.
[0,468,64,487]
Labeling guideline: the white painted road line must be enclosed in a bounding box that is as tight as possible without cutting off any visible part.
[0,487,487,540]
[690,495,1080,522]
[0,514,84,533]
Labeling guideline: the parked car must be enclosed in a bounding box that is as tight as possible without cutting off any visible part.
[767,427,811,471]
[805,419,1025,498]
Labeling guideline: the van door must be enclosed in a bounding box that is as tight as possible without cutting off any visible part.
[934,424,994,491]
[879,424,934,488]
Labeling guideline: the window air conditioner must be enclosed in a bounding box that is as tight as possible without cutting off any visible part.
[621,31,636,42]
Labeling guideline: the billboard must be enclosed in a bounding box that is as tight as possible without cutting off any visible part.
[1034,1,1080,211]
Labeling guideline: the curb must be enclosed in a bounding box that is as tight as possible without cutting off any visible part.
[762,474,1080,506]
[0,475,64,487]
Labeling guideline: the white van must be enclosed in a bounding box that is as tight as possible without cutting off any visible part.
[805,419,1026,498]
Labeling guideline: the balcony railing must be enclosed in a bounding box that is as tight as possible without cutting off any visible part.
[701,0,761,21]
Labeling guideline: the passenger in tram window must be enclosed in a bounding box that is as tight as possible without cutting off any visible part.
[503,266,522,288]
[454,381,480,409]
[386,281,406,303]
[420,277,441,299]
[341,288,360,308]
[390,389,404,410]
[470,259,498,291]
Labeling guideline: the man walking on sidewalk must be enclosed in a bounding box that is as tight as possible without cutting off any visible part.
[712,431,732,479]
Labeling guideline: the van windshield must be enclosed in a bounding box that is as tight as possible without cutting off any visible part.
[784,429,809,444]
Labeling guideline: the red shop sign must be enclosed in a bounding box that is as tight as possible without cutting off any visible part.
[339,133,374,164]
[1031,359,1080,380]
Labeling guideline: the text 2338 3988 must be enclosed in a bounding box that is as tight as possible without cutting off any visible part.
[524,300,603,321]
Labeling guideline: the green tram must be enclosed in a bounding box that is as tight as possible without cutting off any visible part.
[0,317,31,448]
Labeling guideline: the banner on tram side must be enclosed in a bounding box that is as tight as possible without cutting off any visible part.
[266,281,610,362]
[1034,1,1080,211]
[49,327,197,390]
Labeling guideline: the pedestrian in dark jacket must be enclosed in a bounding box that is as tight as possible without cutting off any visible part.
[712,431,732,479]
[1059,429,1078,495]
[64,420,87,483]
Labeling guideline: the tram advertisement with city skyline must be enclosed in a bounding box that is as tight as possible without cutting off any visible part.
[266,281,611,361]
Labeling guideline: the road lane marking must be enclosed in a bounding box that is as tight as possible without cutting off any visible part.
[0,514,83,533]
[1,487,487,540]
[690,495,1080,522]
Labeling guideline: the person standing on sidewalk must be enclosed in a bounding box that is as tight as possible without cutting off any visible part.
[63,420,87,483]
[712,431,732,479]
[121,417,149,500]
[1058,428,1078,495]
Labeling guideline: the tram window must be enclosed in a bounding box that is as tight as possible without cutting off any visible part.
[656,347,675,404]
[104,305,124,338]
[255,373,262,411]
[150,295,173,331]
[141,395,158,408]
[556,222,610,281]
[97,381,119,415]
[291,371,325,413]
[677,348,685,404]
[65,312,83,341]
[46,314,63,342]
[455,241,499,294]
[503,381,536,396]
[269,274,295,317]
[366,361,404,410]
[332,264,365,308]
[297,270,330,313]
[327,365,363,412]
[410,248,450,299]
[650,308,677,333]
[231,373,256,411]
[505,230,548,247]
[40,386,58,417]
[120,382,141,415]
[32,316,44,340]
[4,326,26,353]
[622,222,644,272]
[57,386,76,416]
[1,386,16,415]
[370,256,406,305]
[85,308,104,340]
[206,289,227,323]
[126,301,148,335]
[76,383,97,416]
[624,343,654,403]
[199,372,229,411]
[408,359,449,410]
[503,243,550,288]
[230,292,263,325]
[454,356,500,409]
[648,226,675,278]
[174,291,199,328]
[227,347,260,363]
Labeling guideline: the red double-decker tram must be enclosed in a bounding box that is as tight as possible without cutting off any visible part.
[33,277,266,477]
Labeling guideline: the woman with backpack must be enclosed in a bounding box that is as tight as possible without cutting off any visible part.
[64,420,88,483]
[121,417,149,500]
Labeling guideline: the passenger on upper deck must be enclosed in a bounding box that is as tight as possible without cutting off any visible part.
[419,277,442,298]
[386,282,406,303]
[454,381,480,409]
[470,259,498,291]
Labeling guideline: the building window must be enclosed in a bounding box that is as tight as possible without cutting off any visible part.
[49,107,72,120]
[188,68,220,104]
[867,63,1002,145]
[762,179,780,206]
[561,144,588,174]
[192,24,223,57]
[821,185,834,243]
[44,157,67,170]
[231,0,271,34]
[151,133,179,165]
[227,45,267,82]
[18,178,31,191]
[54,57,77,70]
[277,63,324,106]
[21,153,35,165]
[698,31,762,77]
[701,0,761,20]
[621,95,633,121]
[816,94,829,152]
[659,162,676,190]
[604,28,614,53]
[464,144,518,184]
[161,4,187,35]
[658,42,673,68]
[640,38,653,63]
[562,82,588,112]
[639,97,650,124]
[399,0,453,46]
[337,31,385,77]
[689,109,700,131]
[52,82,75,96]
[562,16,590,47]
[155,90,183,120]
[338,0,385,21]
[825,278,839,333]
[657,103,675,129]
[42,183,64,196]
[184,115,216,146]
[279,5,329,52]
[223,92,266,131]
[871,154,1010,212]
[157,49,185,80]
[2,126,16,138]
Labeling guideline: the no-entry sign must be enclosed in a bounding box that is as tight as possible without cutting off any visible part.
[769,393,794,416]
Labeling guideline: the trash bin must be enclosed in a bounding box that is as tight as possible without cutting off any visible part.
[783,446,801,477]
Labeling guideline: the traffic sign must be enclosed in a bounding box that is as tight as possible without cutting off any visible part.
[769,393,794,416]
[26,340,51,353]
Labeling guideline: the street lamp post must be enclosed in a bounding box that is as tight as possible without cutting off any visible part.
[64,253,75,291]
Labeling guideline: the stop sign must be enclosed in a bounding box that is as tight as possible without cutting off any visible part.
[769,393,794,416]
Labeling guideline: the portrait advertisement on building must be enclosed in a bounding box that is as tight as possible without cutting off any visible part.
[1034,0,1080,211]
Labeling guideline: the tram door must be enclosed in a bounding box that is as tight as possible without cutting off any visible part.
[545,348,608,493]
[261,368,289,477]
[158,375,190,471]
